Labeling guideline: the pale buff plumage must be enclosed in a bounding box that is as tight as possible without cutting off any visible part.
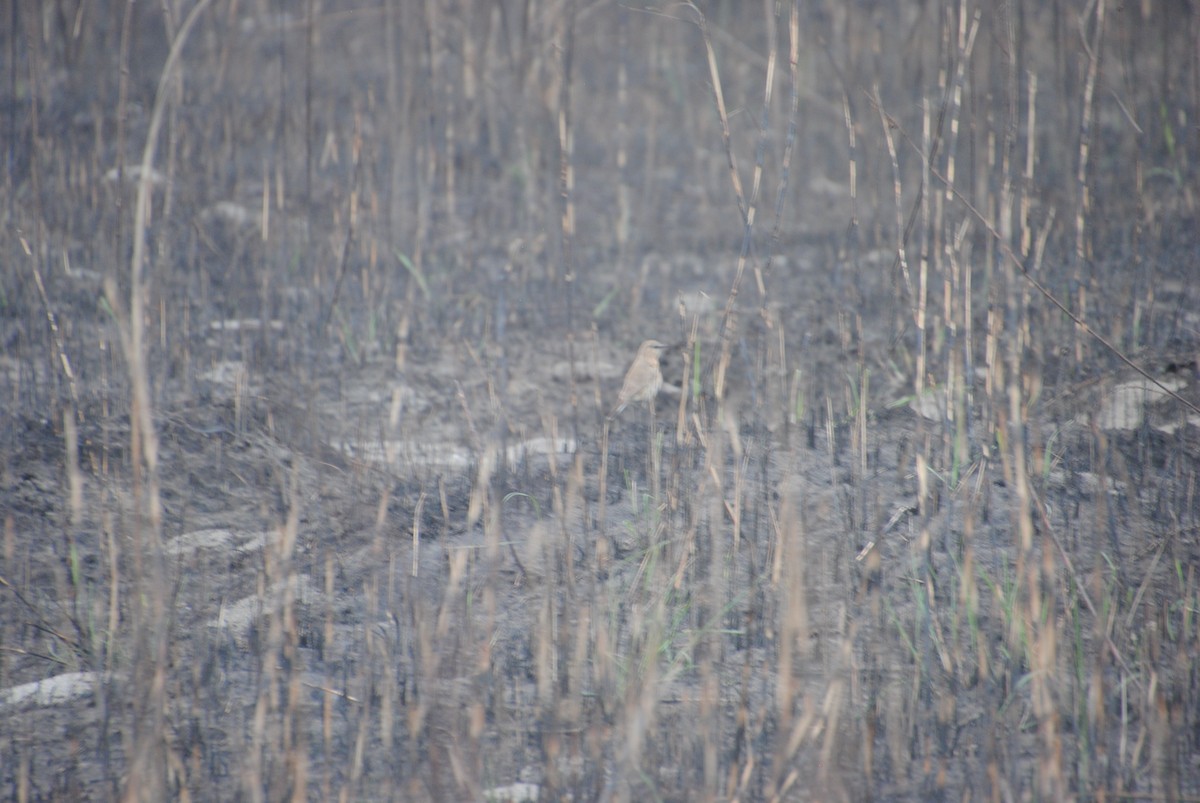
[609,340,667,418]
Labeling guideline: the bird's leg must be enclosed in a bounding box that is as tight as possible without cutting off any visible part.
[648,400,659,501]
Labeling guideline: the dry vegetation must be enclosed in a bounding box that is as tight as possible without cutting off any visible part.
[2,0,1199,800]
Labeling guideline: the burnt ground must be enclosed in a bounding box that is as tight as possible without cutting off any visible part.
[2,2,1200,801]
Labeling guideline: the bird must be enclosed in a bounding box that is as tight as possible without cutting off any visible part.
[609,339,667,418]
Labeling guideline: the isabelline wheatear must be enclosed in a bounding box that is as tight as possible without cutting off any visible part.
[609,340,667,418]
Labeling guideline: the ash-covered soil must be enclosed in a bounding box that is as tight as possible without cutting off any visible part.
[3,3,1200,801]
